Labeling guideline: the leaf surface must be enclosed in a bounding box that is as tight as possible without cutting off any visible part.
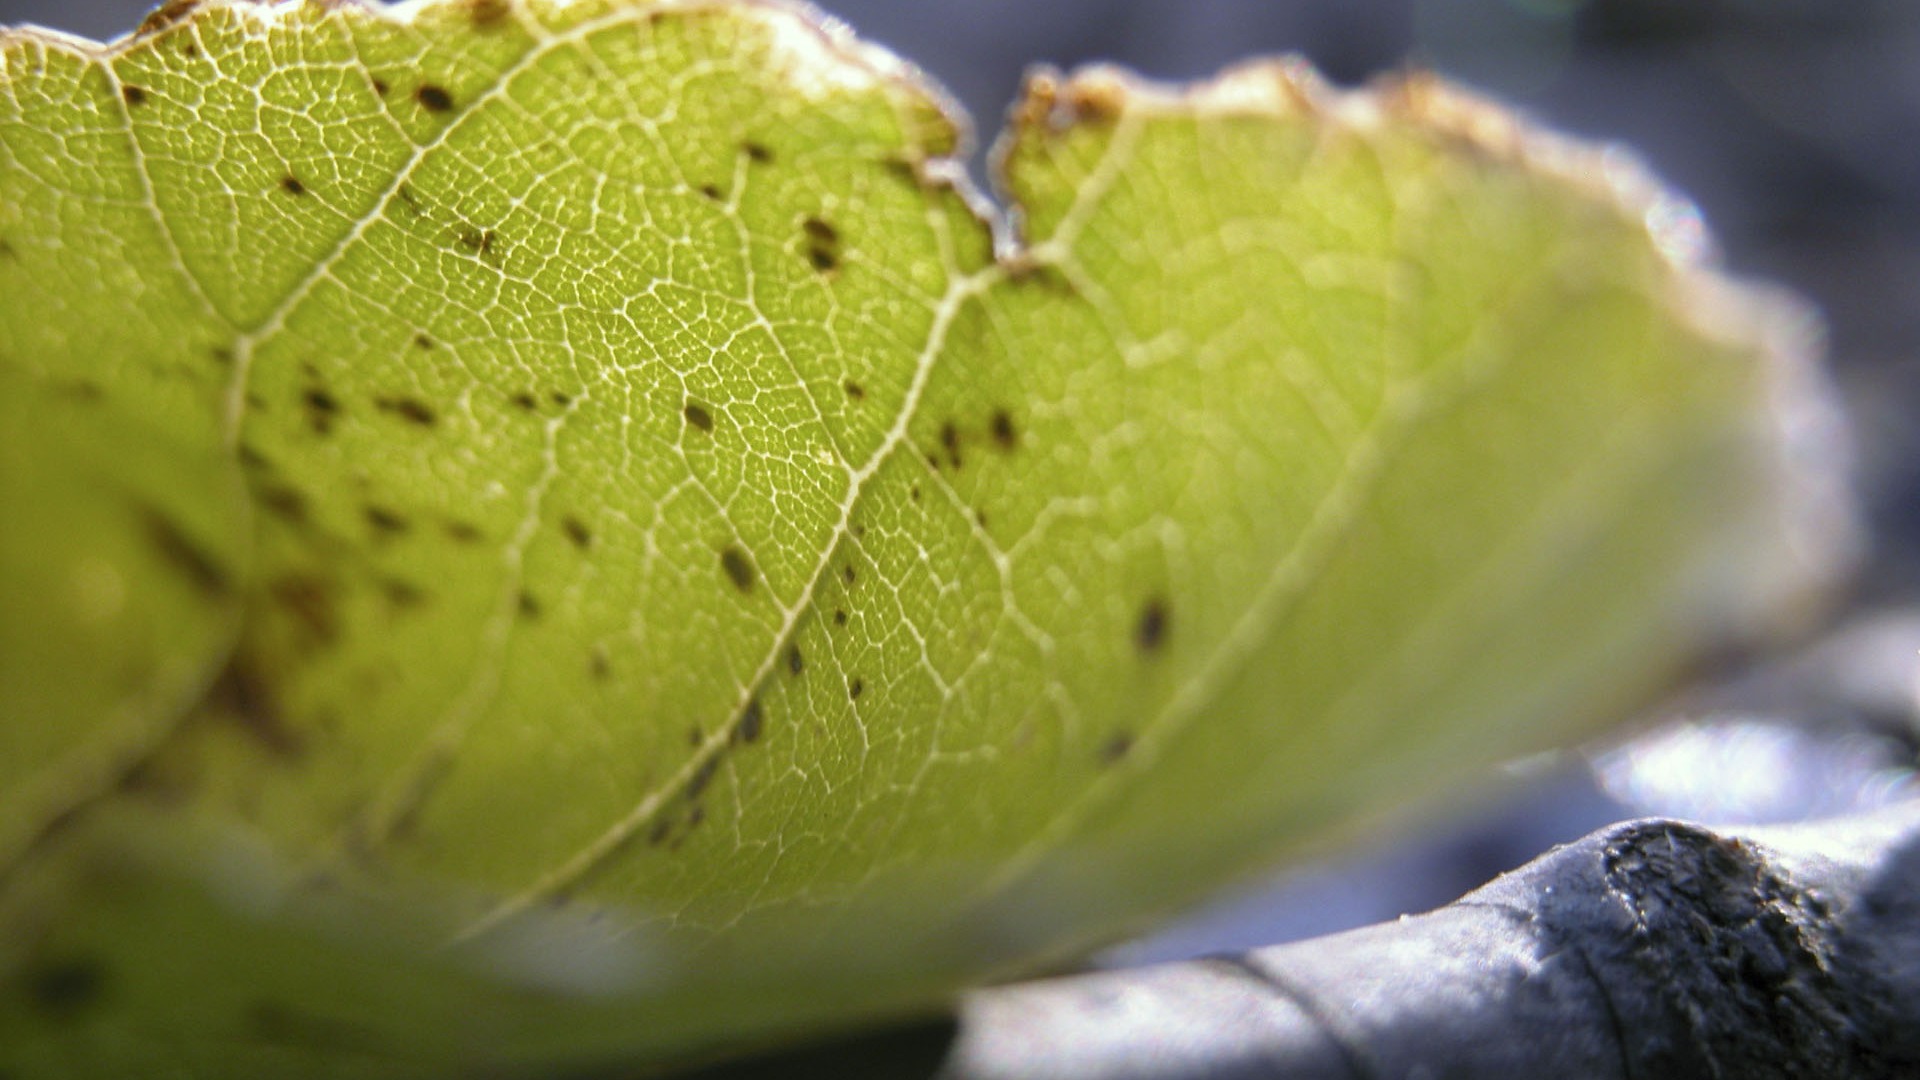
[0,1,1847,1075]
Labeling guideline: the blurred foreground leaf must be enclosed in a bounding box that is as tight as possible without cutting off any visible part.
[0,0,1850,1075]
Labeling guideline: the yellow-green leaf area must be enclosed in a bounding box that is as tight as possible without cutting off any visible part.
[0,2,1845,1076]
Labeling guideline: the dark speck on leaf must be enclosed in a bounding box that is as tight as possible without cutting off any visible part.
[562,515,592,550]
[843,380,865,401]
[445,520,482,543]
[210,654,303,759]
[415,84,454,112]
[517,591,541,620]
[720,546,755,593]
[738,698,764,743]
[550,391,571,406]
[1099,731,1134,765]
[303,387,339,414]
[268,573,339,646]
[371,77,390,97]
[1136,598,1169,654]
[121,85,148,107]
[803,218,838,245]
[849,677,864,700]
[786,644,804,676]
[467,0,510,26]
[688,758,719,799]
[381,578,426,609]
[25,959,104,1018]
[910,485,922,502]
[647,818,674,846]
[280,174,306,196]
[510,392,537,412]
[138,0,200,36]
[688,725,703,747]
[374,396,436,426]
[743,141,773,164]
[364,505,409,535]
[413,332,435,350]
[802,217,841,273]
[590,645,610,680]
[990,409,1017,450]
[842,564,856,585]
[940,421,962,469]
[257,485,308,525]
[834,609,848,626]
[140,505,228,597]
[684,401,714,432]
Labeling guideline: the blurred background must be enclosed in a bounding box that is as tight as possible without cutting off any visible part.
[7,0,1919,965]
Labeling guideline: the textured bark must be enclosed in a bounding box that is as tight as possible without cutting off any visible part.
[680,802,1920,1079]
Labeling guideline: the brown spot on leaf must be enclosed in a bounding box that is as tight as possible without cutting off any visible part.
[549,391,571,407]
[24,959,104,1018]
[364,505,409,535]
[381,577,426,609]
[647,817,674,846]
[848,677,864,700]
[720,546,755,593]
[743,141,773,164]
[374,395,436,426]
[561,515,592,550]
[517,591,542,620]
[371,77,390,97]
[137,0,199,36]
[444,519,482,543]
[990,409,1018,450]
[210,654,303,760]
[688,758,719,799]
[1099,731,1134,765]
[910,484,922,502]
[413,332,435,350]
[683,401,714,432]
[268,573,339,647]
[280,174,306,196]
[465,0,511,26]
[940,421,963,469]
[139,505,228,597]
[302,386,340,434]
[121,85,148,107]
[510,391,538,412]
[455,225,497,257]
[842,563,856,586]
[257,485,308,525]
[1136,598,1169,654]
[415,84,454,112]
[833,608,848,626]
[843,380,865,401]
[687,725,703,747]
[590,645,610,680]
[786,644,804,676]
[802,216,841,273]
[737,698,764,743]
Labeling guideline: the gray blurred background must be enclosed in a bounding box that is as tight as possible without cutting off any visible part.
[7,0,1919,963]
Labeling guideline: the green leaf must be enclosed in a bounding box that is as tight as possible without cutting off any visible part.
[0,1,1849,1075]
